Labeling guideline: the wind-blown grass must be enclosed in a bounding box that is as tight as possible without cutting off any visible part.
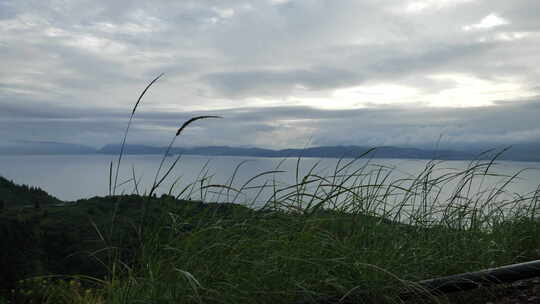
[18,78,540,304]
[26,151,538,304]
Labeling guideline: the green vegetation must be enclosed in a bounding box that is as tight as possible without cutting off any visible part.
[0,194,253,303]
[1,76,539,303]
[2,166,540,303]
[0,176,61,208]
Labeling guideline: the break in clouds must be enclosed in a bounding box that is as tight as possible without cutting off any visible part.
[1,0,540,150]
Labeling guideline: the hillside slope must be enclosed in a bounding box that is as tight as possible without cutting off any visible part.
[0,175,61,208]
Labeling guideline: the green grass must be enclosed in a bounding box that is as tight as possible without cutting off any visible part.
[4,75,540,303]
[7,154,536,304]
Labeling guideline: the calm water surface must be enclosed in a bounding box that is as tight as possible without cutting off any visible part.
[1,155,539,206]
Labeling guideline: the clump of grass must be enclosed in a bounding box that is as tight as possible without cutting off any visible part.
[85,150,540,303]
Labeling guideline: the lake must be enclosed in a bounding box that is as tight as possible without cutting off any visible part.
[1,155,539,216]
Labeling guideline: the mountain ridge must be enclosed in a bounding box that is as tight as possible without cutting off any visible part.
[1,141,539,161]
[98,144,478,161]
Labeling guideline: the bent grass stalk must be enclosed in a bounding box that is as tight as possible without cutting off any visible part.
[150,115,222,198]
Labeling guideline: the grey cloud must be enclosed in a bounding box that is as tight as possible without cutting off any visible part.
[2,96,540,151]
[203,67,360,97]
[4,1,539,98]
[365,42,496,76]
[1,0,540,150]
[0,96,126,119]
[188,98,540,150]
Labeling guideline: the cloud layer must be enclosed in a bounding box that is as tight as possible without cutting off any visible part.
[1,0,539,150]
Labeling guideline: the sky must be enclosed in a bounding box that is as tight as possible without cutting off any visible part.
[1,0,540,150]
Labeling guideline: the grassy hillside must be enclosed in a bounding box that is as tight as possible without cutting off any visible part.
[2,188,539,304]
[0,193,255,302]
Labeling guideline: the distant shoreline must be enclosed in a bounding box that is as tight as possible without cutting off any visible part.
[2,143,540,162]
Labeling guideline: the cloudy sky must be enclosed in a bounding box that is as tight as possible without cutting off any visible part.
[1,0,540,150]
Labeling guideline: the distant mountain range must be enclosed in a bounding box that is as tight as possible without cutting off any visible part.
[1,141,539,162]
[97,144,477,160]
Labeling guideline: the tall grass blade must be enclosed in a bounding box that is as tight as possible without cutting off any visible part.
[113,73,164,196]
[131,164,140,196]
[108,160,113,196]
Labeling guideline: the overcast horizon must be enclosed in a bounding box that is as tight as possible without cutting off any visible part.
[1,0,540,151]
